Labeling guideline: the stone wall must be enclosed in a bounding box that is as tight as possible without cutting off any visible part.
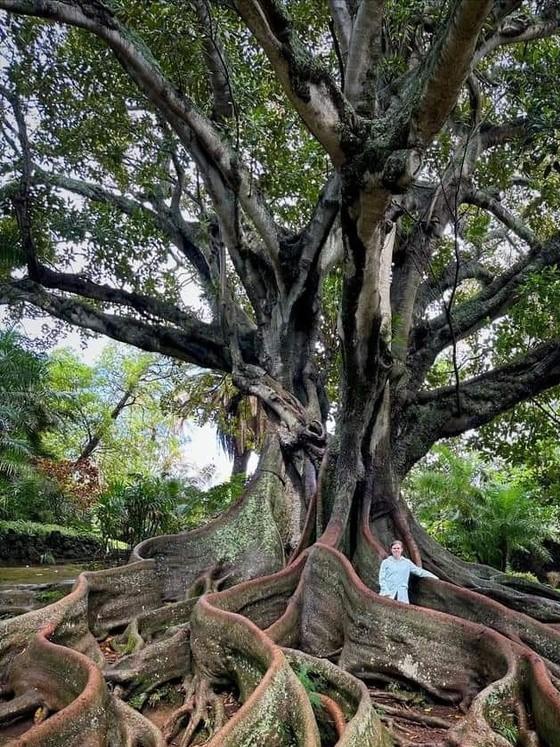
[0,528,105,564]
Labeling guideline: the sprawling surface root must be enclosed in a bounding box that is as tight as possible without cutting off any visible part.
[3,478,560,745]
[3,621,164,746]
[130,448,292,602]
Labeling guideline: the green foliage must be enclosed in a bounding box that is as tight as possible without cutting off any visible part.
[405,446,559,571]
[0,519,99,539]
[0,331,73,522]
[0,472,72,524]
[484,690,519,745]
[95,475,185,548]
[165,370,265,469]
[95,472,244,548]
[293,663,327,708]
[472,391,560,506]
[45,344,184,483]
[36,588,68,603]
[318,267,343,407]
[174,472,245,530]
[146,683,182,709]
[505,570,539,585]
[0,330,55,478]
[127,692,148,711]
[494,267,560,361]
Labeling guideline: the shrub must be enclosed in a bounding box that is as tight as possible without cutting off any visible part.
[96,475,185,549]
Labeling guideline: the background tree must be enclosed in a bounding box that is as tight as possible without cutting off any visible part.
[1,2,560,745]
[405,444,558,572]
[46,344,185,481]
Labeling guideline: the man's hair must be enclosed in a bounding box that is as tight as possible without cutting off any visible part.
[390,540,403,549]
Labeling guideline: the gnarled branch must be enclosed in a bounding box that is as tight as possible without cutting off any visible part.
[411,0,493,144]
[396,338,560,475]
[0,278,237,370]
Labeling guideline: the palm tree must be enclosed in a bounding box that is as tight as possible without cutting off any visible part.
[174,370,267,478]
[469,480,557,571]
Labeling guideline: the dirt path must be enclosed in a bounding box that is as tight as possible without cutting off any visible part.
[370,688,464,746]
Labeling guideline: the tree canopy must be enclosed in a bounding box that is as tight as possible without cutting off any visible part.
[0,1,558,479]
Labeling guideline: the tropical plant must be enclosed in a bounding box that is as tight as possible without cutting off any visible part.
[405,447,559,571]
[174,472,246,529]
[95,475,186,549]
[0,330,71,519]
[169,371,266,477]
[0,330,54,478]
[470,479,557,571]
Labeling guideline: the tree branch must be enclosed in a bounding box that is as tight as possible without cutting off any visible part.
[479,117,529,150]
[396,338,560,475]
[232,0,349,163]
[0,279,238,370]
[474,16,560,65]
[409,232,560,388]
[411,0,493,145]
[462,187,537,247]
[415,257,494,315]
[344,0,384,115]
[191,0,234,122]
[327,0,351,63]
[287,173,340,307]
[30,167,214,285]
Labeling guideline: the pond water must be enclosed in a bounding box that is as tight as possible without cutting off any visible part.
[0,561,114,585]
[0,562,122,619]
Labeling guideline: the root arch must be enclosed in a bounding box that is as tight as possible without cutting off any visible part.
[1,478,560,746]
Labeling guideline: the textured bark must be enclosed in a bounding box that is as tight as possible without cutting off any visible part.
[2,493,560,746]
[1,1,560,744]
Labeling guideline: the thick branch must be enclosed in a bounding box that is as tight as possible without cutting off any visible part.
[412,0,493,144]
[0,279,236,370]
[287,174,340,307]
[344,0,384,115]
[474,17,560,65]
[415,257,494,314]
[479,117,529,150]
[396,339,560,475]
[232,0,348,163]
[328,0,351,62]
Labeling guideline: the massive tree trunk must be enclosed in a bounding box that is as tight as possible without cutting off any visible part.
[2,0,560,744]
[4,428,560,746]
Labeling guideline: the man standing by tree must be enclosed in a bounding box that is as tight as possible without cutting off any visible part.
[379,540,438,603]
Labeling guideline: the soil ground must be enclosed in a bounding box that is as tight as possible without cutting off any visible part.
[370,687,464,745]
